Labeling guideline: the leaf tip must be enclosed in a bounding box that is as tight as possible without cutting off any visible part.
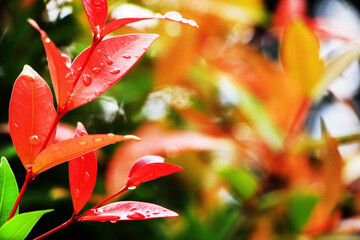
[124,135,141,141]
[27,18,41,32]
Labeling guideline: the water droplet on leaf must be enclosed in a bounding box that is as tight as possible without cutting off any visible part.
[45,38,51,43]
[94,0,103,5]
[95,91,101,96]
[110,68,120,74]
[152,211,160,215]
[110,220,117,223]
[94,208,104,213]
[122,54,131,59]
[92,67,101,74]
[127,212,145,220]
[105,55,113,65]
[164,11,183,21]
[94,137,103,142]
[187,20,198,27]
[78,141,87,146]
[29,135,41,145]
[128,186,136,190]
[83,74,92,86]
[129,207,137,211]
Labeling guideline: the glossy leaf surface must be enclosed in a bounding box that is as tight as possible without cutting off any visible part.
[28,19,75,109]
[127,155,183,188]
[9,65,57,169]
[68,34,158,110]
[32,134,139,174]
[80,201,178,222]
[0,209,52,240]
[69,122,97,214]
[0,157,19,227]
[102,11,198,37]
[280,20,324,96]
[82,0,108,36]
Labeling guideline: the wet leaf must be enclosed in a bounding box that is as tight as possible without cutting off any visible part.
[82,0,108,36]
[127,155,183,188]
[0,157,19,227]
[69,34,158,110]
[28,19,75,109]
[0,209,52,240]
[69,122,97,214]
[102,11,198,37]
[9,65,57,169]
[32,134,139,174]
[80,201,178,222]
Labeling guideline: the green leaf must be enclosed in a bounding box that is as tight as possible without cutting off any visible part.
[0,157,19,227]
[0,209,53,240]
[235,84,283,150]
[220,167,258,201]
[288,193,318,232]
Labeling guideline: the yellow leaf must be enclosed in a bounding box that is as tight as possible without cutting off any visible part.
[280,20,324,96]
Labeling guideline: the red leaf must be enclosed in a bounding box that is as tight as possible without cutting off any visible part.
[106,122,225,193]
[68,34,158,110]
[32,134,139,174]
[102,11,198,37]
[28,19,75,109]
[82,0,108,36]
[69,122,97,214]
[79,201,178,222]
[274,0,307,28]
[9,65,57,169]
[127,155,183,188]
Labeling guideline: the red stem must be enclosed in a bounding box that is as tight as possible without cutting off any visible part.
[8,169,34,220]
[34,214,76,240]
[78,185,128,219]
[8,35,103,233]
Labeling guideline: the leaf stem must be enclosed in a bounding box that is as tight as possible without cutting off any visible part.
[8,169,34,220]
[34,214,76,240]
[39,110,64,153]
[60,36,101,115]
[78,185,128,219]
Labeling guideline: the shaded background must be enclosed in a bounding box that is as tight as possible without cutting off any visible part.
[2,0,360,239]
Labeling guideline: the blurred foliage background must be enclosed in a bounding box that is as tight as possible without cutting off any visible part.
[3,0,360,239]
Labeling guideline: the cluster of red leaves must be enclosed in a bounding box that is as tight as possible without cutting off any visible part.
[7,0,197,236]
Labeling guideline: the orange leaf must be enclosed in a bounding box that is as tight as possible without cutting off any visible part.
[32,134,139,174]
